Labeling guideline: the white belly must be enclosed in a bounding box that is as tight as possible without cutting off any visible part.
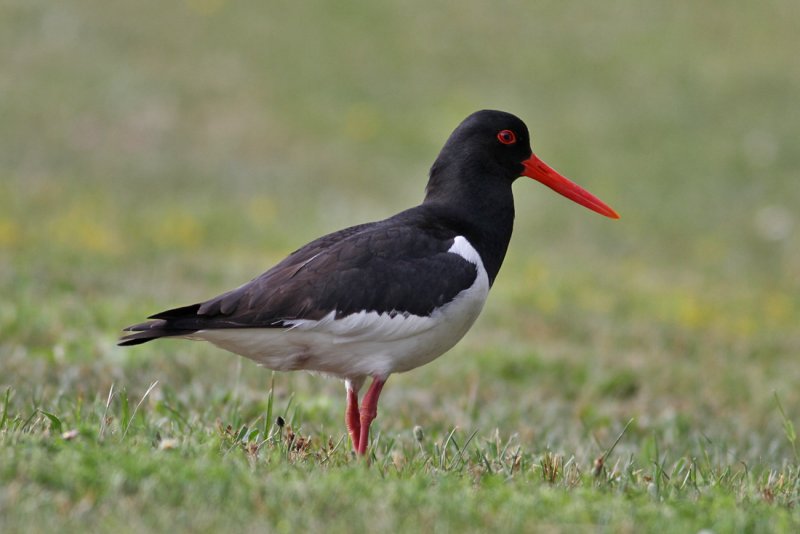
[191,236,490,380]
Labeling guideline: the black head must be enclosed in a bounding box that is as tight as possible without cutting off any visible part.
[429,110,533,187]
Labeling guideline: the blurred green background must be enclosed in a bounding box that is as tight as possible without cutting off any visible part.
[2,0,799,460]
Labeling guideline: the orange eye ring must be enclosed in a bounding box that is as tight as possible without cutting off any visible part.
[497,130,516,145]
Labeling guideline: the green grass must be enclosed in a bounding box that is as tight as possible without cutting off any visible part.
[2,0,800,531]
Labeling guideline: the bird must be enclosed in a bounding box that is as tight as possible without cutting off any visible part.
[119,110,619,456]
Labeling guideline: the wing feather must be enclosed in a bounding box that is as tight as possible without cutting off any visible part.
[118,210,479,345]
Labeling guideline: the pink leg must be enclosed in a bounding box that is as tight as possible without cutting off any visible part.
[346,387,361,452]
[356,377,387,456]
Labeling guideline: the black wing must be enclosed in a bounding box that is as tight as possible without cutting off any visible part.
[119,211,479,345]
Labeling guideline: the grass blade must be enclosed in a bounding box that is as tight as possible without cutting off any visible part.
[774,392,798,461]
[0,387,11,430]
[99,383,115,439]
[122,381,159,440]
[39,410,63,434]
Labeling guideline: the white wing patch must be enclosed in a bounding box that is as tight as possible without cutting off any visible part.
[448,235,483,266]
[193,235,490,380]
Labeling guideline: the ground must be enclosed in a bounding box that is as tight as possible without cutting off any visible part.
[1,0,799,532]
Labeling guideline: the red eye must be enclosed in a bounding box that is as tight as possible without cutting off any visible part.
[497,130,516,145]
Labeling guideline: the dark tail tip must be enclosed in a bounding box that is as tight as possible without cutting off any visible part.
[118,333,158,346]
[118,318,198,347]
[118,329,199,346]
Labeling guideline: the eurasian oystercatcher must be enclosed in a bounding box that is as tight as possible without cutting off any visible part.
[119,110,619,456]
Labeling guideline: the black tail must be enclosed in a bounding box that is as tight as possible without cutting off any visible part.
[118,303,204,346]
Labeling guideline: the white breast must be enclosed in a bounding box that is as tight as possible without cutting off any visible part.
[192,236,490,380]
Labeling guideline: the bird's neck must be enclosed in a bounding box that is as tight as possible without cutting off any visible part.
[422,162,516,285]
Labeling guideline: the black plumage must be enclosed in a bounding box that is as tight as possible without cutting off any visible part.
[119,207,483,345]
